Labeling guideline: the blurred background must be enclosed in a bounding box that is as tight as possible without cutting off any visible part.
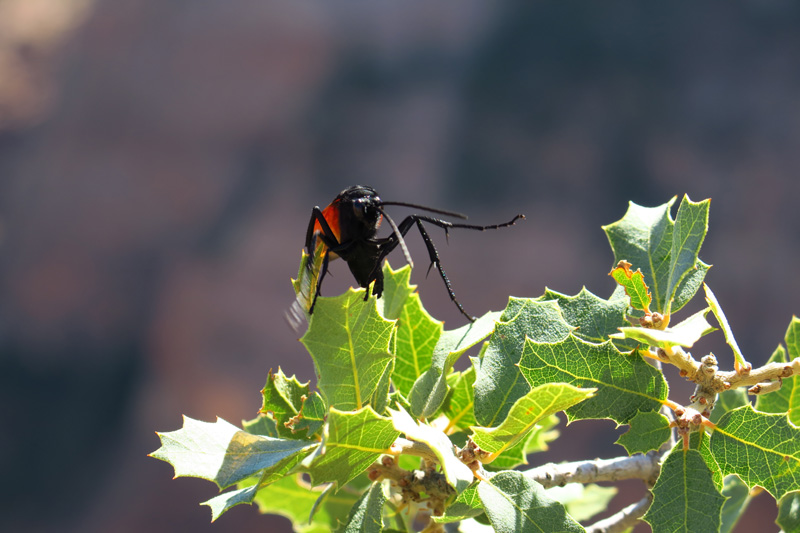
[1,1,799,531]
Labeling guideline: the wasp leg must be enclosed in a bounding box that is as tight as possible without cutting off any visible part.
[373,216,472,322]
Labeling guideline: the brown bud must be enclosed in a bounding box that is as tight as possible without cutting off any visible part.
[652,313,664,328]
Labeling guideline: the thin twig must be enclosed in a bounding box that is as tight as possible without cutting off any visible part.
[585,493,653,533]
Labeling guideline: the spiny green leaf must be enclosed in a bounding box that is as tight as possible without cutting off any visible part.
[150,416,316,489]
[442,366,478,432]
[378,261,416,321]
[611,307,715,349]
[202,439,317,522]
[203,483,262,521]
[545,483,618,522]
[705,283,749,372]
[690,430,724,491]
[719,475,753,533]
[409,311,498,419]
[755,317,800,425]
[484,414,560,471]
[615,411,671,455]
[603,195,710,315]
[673,260,711,314]
[474,298,574,427]
[242,413,280,438]
[609,261,652,314]
[342,481,388,533]
[710,405,800,500]
[287,391,327,438]
[471,383,595,462]
[301,288,396,411]
[389,407,473,493]
[643,446,725,533]
[260,368,310,439]
[252,474,359,533]
[377,262,445,400]
[392,293,442,398]
[369,357,394,415]
[777,492,800,533]
[540,286,636,350]
[477,471,584,533]
[518,335,668,424]
[665,196,711,315]
[434,482,484,523]
[301,407,398,490]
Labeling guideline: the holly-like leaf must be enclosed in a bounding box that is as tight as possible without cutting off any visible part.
[644,447,725,533]
[611,307,715,349]
[719,475,753,533]
[301,288,396,411]
[301,407,399,490]
[260,368,310,439]
[202,438,315,522]
[150,416,317,489]
[616,411,671,455]
[755,317,800,425]
[409,311,498,419]
[341,481,388,533]
[389,407,473,493]
[471,383,595,462]
[435,482,484,523]
[203,482,262,521]
[690,430,724,491]
[519,335,668,425]
[442,366,478,432]
[545,483,618,522]
[777,492,800,533]
[287,391,327,438]
[477,471,584,533]
[474,298,574,427]
[710,405,800,500]
[392,294,442,398]
[378,261,416,321]
[705,283,750,372]
[541,286,634,350]
[665,196,711,314]
[484,414,560,471]
[252,474,360,533]
[609,260,652,314]
[603,195,710,315]
[242,413,280,438]
[377,263,444,399]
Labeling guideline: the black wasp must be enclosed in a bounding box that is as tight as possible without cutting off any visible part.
[289,185,524,328]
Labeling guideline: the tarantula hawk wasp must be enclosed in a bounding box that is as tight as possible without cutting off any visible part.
[288,185,524,330]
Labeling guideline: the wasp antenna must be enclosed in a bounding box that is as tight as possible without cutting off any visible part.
[378,201,468,220]
[377,207,414,268]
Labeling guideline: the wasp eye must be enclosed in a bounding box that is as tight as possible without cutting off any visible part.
[353,199,367,219]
